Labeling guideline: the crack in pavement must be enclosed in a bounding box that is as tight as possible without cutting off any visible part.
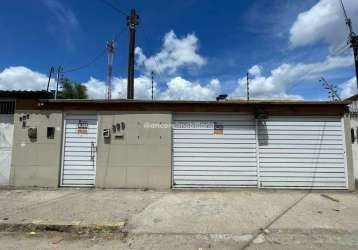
[241,191,312,250]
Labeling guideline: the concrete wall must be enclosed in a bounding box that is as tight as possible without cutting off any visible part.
[8,110,354,190]
[10,110,63,187]
[95,112,172,189]
[344,115,355,191]
[9,110,172,189]
[350,115,358,187]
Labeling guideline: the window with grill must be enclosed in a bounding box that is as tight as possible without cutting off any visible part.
[0,101,15,114]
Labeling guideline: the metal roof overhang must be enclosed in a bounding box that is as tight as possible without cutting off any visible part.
[14,99,350,115]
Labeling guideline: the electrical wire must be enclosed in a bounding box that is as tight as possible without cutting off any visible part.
[63,26,127,74]
[98,0,129,17]
[286,81,301,93]
[331,43,350,57]
[285,61,341,95]
[63,50,107,74]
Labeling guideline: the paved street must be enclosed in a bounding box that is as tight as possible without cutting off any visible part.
[0,189,358,249]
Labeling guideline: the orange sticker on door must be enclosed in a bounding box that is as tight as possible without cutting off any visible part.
[78,120,88,134]
[213,122,224,135]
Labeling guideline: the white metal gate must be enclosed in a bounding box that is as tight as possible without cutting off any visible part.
[257,116,347,189]
[0,115,14,185]
[61,114,98,186]
[172,113,257,187]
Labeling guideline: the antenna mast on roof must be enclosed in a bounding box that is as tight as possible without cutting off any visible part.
[106,40,115,100]
[319,77,341,101]
[340,0,358,92]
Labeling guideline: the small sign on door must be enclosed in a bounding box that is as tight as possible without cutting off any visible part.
[78,120,88,134]
[213,122,224,135]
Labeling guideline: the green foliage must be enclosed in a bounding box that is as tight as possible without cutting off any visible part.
[60,78,88,99]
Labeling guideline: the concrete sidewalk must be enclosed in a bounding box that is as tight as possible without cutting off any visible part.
[0,188,358,249]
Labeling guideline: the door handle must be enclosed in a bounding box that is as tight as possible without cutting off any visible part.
[90,142,96,162]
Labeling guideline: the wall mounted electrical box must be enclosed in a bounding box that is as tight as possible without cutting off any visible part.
[103,129,111,138]
[111,122,125,139]
[28,127,37,140]
[47,127,55,139]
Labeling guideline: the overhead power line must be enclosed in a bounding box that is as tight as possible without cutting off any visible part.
[98,0,128,16]
[62,50,107,74]
[62,27,127,74]
[331,43,350,56]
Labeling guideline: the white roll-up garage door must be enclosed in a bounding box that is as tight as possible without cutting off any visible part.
[61,114,98,187]
[172,113,258,187]
[258,116,347,189]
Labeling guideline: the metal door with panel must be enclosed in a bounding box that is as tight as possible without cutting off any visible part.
[172,113,258,187]
[61,114,98,186]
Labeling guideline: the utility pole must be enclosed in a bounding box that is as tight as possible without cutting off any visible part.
[47,67,54,92]
[126,9,139,99]
[151,71,154,100]
[352,37,358,90]
[340,0,358,91]
[106,40,115,100]
[319,77,341,101]
[246,72,250,101]
[55,66,62,100]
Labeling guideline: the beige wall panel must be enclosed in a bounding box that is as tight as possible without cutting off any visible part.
[96,112,172,189]
[96,166,126,188]
[10,110,63,187]
[11,165,59,187]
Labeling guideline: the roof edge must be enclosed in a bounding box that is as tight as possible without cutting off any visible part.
[38,99,351,105]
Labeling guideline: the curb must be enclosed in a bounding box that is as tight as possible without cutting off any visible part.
[0,222,126,234]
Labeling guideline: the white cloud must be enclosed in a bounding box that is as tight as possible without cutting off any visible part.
[42,0,80,49]
[159,77,220,100]
[82,77,107,99]
[233,55,353,100]
[340,77,357,99]
[135,30,206,74]
[248,65,262,77]
[0,66,55,91]
[0,54,216,101]
[43,0,79,28]
[83,75,219,101]
[83,76,157,99]
[289,0,358,50]
[1,59,352,101]
[71,30,214,100]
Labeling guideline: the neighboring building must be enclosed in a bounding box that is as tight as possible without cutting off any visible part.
[5,98,354,190]
[346,94,358,186]
[0,91,53,186]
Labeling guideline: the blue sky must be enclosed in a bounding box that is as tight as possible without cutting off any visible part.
[0,0,357,100]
